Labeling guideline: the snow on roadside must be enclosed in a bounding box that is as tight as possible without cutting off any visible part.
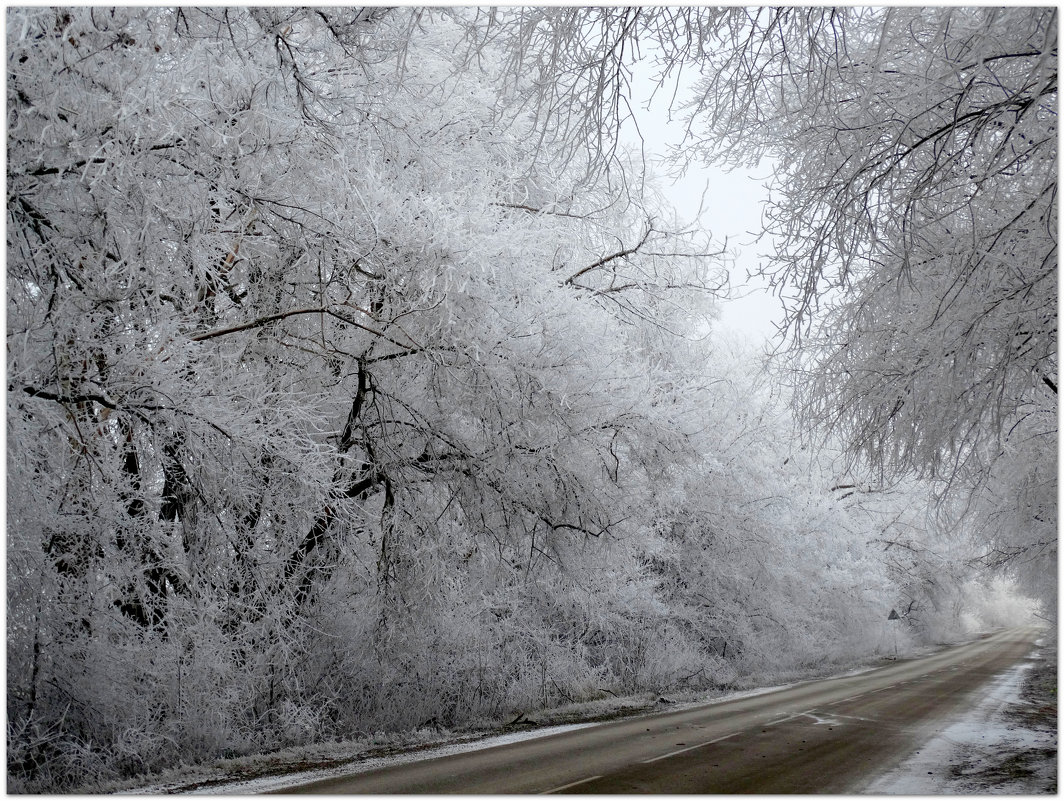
[116,683,807,795]
[121,723,601,795]
[113,678,821,794]
[109,644,952,795]
[863,651,1055,794]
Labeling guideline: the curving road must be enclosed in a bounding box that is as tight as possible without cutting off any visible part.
[277,626,1041,794]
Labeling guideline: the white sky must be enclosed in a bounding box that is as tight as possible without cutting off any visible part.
[623,62,784,344]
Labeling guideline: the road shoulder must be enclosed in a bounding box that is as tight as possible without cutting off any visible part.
[864,642,1057,794]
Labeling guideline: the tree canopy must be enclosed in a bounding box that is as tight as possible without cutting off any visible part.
[686,6,1057,600]
[6,6,1052,792]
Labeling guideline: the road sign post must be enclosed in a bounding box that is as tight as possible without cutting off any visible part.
[887,609,900,657]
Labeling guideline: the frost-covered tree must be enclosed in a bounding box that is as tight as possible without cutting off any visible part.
[464,4,1055,648]
[7,6,1027,793]
[457,6,1057,600]
[687,7,1058,603]
[7,7,728,789]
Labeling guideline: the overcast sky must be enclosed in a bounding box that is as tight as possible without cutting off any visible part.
[624,62,783,344]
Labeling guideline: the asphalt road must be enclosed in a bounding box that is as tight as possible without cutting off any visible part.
[278,626,1041,794]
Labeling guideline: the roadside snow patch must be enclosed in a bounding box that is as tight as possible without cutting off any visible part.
[131,722,601,795]
[864,655,1055,794]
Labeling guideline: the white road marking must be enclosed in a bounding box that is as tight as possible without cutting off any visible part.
[766,711,805,726]
[828,693,866,705]
[540,775,603,793]
[767,708,863,726]
[804,711,843,726]
[641,732,739,763]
